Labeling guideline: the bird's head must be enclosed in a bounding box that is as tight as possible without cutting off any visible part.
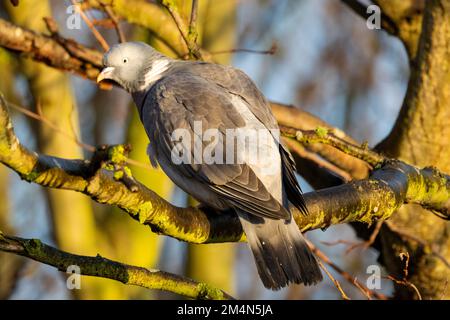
[97,41,170,93]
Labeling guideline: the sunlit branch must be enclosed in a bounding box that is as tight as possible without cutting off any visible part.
[1,94,449,245]
[0,232,233,300]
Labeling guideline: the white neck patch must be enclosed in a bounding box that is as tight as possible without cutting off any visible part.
[139,59,170,90]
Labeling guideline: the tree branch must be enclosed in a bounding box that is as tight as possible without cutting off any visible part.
[0,93,449,245]
[0,232,232,300]
[84,0,187,57]
[70,0,110,51]
[280,125,385,167]
[159,0,203,60]
[307,240,388,300]
[189,0,199,35]
[99,2,126,43]
[283,138,353,184]
[0,18,103,82]
[271,102,370,180]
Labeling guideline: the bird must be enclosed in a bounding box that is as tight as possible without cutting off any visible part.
[97,41,323,290]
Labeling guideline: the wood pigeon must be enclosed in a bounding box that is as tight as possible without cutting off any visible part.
[97,42,322,290]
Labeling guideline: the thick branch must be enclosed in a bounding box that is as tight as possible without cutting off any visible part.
[0,232,232,300]
[1,94,449,245]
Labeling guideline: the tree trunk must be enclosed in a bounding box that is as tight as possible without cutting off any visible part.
[378,0,450,299]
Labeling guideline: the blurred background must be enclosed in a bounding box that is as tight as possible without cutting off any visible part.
[0,0,409,299]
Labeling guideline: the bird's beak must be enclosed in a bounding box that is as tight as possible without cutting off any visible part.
[97,67,115,83]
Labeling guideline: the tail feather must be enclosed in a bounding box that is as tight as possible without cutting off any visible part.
[238,211,323,290]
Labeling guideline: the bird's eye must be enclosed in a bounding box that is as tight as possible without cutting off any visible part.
[123,58,128,64]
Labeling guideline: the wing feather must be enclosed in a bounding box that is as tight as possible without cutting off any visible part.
[141,73,289,220]
[189,62,308,215]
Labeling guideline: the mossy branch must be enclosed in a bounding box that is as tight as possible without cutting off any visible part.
[272,102,370,180]
[0,18,103,81]
[1,94,449,245]
[280,125,385,167]
[158,0,203,60]
[0,232,232,300]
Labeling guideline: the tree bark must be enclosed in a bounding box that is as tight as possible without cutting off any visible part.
[378,0,450,299]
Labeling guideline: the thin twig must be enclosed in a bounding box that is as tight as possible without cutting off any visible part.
[210,43,278,56]
[9,101,95,152]
[307,240,388,300]
[345,220,384,253]
[385,252,422,300]
[7,101,151,170]
[280,125,386,167]
[385,221,450,269]
[352,277,372,300]
[189,0,199,35]
[90,18,115,28]
[272,102,370,179]
[284,138,352,182]
[100,2,126,43]
[70,0,110,51]
[400,252,410,279]
[159,0,202,59]
[321,239,357,247]
[160,0,191,48]
[387,275,422,299]
[317,259,350,300]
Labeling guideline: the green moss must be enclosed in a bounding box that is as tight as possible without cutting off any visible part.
[108,145,128,164]
[155,208,210,244]
[113,170,124,180]
[24,238,44,256]
[23,170,40,182]
[315,126,328,138]
[123,166,132,177]
[137,202,153,224]
[196,283,225,300]
[104,163,115,171]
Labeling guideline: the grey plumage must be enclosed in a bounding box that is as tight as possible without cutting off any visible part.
[98,41,323,290]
